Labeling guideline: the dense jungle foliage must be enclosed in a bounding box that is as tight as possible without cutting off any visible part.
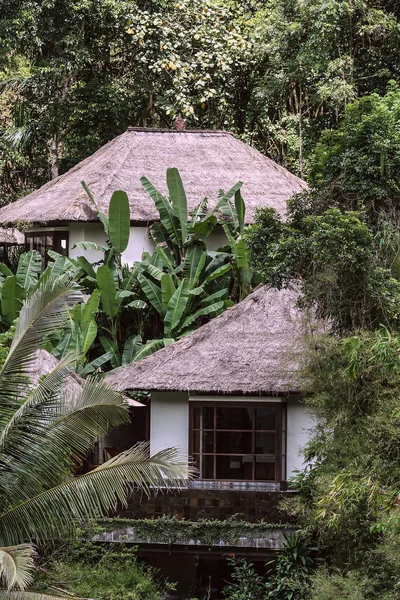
[2,0,400,202]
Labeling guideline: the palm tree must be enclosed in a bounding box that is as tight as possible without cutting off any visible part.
[0,274,190,598]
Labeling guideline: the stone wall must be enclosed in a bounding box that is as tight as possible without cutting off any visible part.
[123,488,297,523]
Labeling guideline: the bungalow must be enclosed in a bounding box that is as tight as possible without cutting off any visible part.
[107,284,314,493]
[0,127,306,264]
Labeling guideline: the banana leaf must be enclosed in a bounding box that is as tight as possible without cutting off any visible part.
[81,290,101,328]
[81,321,98,356]
[122,335,142,366]
[134,339,166,361]
[183,245,205,287]
[108,190,130,253]
[96,265,118,318]
[235,189,246,234]
[137,273,165,317]
[16,251,42,292]
[177,300,225,334]
[100,336,121,368]
[141,176,180,245]
[167,167,188,242]
[164,279,190,337]
[1,276,25,323]
[161,273,176,309]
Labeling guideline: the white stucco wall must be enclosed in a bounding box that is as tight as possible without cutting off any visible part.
[121,226,155,264]
[286,397,314,479]
[150,392,189,462]
[69,223,107,264]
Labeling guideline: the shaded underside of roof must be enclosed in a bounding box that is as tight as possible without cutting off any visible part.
[106,286,310,395]
[0,129,306,226]
[0,227,24,244]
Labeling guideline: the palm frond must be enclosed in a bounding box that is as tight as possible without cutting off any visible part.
[0,545,36,590]
[0,275,82,418]
[0,444,192,546]
[0,378,131,506]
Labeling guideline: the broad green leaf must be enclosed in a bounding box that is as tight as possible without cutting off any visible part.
[141,176,180,245]
[200,288,229,306]
[81,290,101,328]
[16,251,42,292]
[73,241,107,252]
[235,189,246,233]
[122,335,142,366]
[96,265,118,318]
[76,256,96,278]
[167,167,188,242]
[183,245,205,287]
[138,273,165,317]
[0,264,13,278]
[205,262,232,283]
[100,336,121,368]
[155,246,175,271]
[1,276,25,323]
[134,339,165,361]
[81,321,97,355]
[79,352,112,376]
[161,273,176,309]
[108,190,130,253]
[235,236,249,270]
[189,214,218,238]
[178,300,225,333]
[145,263,164,281]
[210,181,243,216]
[127,299,148,309]
[164,280,190,337]
[189,286,204,296]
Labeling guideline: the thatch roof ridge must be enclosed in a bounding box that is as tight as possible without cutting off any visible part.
[106,285,310,395]
[0,128,307,226]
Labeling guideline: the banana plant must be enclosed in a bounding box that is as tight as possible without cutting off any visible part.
[0,250,43,328]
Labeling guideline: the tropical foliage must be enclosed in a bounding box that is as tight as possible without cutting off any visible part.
[0,273,190,596]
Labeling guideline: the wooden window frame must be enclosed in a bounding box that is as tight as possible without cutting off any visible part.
[25,231,69,266]
[189,401,286,483]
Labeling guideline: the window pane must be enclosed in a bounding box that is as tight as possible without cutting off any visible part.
[255,456,275,480]
[216,406,253,430]
[216,455,252,480]
[194,454,214,479]
[193,406,214,429]
[216,431,252,454]
[255,406,276,430]
[255,432,275,455]
[193,431,214,453]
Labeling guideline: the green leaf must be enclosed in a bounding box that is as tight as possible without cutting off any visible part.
[183,245,205,287]
[81,321,97,356]
[145,263,164,281]
[164,280,190,337]
[205,262,232,283]
[137,273,165,317]
[161,273,176,309]
[134,339,166,361]
[178,300,225,333]
[127,299,148,309]
[76,256,96,278]
[81,290,101,328]
[79,352,112,376]
[210,181,243,216]
[0,264,13,278]
[73,241,107,252]
[189,214,218,238]
[235,189,246,233]
[96,265,118,318]
[141,176,180,245]
[100,336,121,369]
[1,276,25,324]
[108,190,130,254]
[200,288,229,306]
[167,167,188,242]
[122,335,142,366]
[16,251,42,292]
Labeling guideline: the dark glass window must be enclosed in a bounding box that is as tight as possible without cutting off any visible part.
[25,231,69,266]
[190,403,285,482]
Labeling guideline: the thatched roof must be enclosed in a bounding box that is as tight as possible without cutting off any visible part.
[106,286,311,395]
[28,349,144,406]
[0,227,24,245]
[0,129,306,226]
